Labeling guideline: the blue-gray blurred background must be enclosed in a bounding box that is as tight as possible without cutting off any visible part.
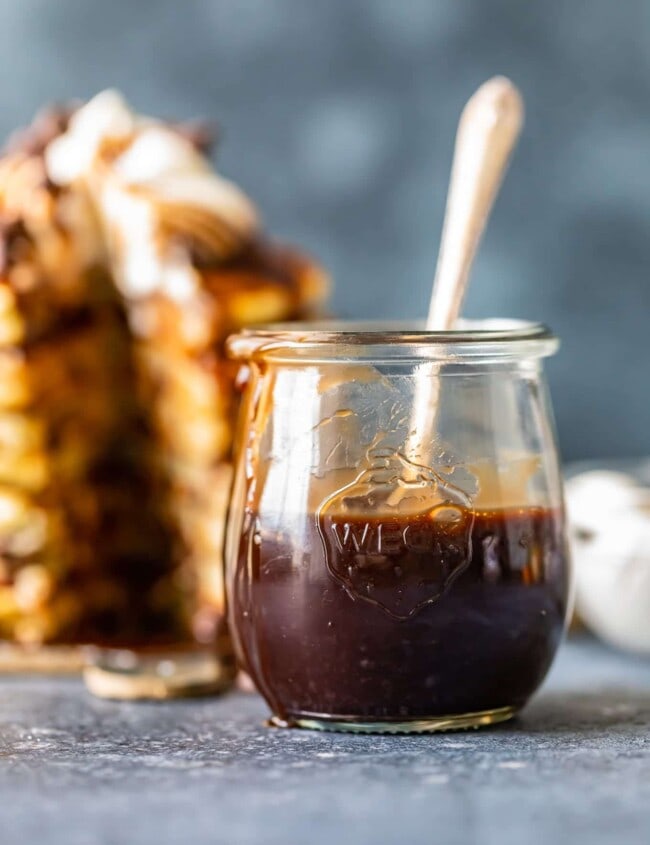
[1,0,648,461]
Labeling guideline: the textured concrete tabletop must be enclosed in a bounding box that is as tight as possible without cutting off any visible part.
[0,637,649,845]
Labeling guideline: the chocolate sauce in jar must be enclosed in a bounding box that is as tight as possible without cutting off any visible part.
[231,505,569,727]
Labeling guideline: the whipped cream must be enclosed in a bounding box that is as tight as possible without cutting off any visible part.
[45,90,259,301]
[45,90,135,185]
[566,468,650,653]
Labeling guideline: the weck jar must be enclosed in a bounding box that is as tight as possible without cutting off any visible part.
[225,321,571,732]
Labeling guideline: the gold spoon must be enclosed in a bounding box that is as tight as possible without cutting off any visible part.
[407,76,524,460]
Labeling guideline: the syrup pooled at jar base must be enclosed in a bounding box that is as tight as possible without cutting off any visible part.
[232,499,569,730]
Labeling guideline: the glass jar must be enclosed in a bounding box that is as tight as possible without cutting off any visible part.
[226,321,571,733]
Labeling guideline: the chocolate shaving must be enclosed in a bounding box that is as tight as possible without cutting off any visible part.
[167,120,218,155]
[3,102,80,158]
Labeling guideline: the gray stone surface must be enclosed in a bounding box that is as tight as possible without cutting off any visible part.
[0,638,649,845]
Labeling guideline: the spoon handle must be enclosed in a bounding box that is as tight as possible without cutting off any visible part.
[427,76,524,330]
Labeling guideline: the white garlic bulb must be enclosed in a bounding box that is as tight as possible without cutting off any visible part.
[566,468,650,654]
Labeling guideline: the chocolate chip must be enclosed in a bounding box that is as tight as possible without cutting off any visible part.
[0,215,33,273]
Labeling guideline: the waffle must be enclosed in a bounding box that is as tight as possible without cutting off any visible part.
[0,93,329,652]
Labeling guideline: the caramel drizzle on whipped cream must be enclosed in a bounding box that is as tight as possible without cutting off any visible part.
[44,90,260,301]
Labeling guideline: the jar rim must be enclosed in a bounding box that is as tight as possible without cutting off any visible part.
[226,319,559,363]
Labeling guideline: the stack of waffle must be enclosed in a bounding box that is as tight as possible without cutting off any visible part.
[0,93,328,651]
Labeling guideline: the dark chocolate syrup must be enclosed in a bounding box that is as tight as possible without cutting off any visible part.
[230,506,570,725]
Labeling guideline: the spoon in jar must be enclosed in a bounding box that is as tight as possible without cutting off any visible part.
[406,76,525,461]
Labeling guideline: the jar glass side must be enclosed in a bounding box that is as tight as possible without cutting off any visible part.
[226,331,571,732]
